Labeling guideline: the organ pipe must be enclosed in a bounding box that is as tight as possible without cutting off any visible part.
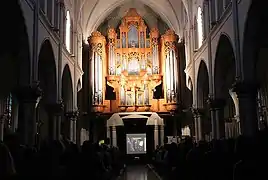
[91,51,95,102]
[108,28,117,75]
[161,30,179,104]
[150,28,160,74]
[88,31,106,105]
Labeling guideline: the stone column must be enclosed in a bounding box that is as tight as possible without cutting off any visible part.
[193,113,199,141]
[73,118,77,143]
[197,112,203,141]
[207,97,216,139]
[192,108,204,141]
[159,125,164,146]
[11,100,19,133]
[46,101,64,141]
[0,113,8,141]
[154,125,159,149]
[223,0,227,9]
[65,111,78,142]
[214,99,226,139]
[112,126,117,147]
[15,83,42,146]
[107,126,111,142]
[233,81,258,137]
[208,98,226,139]
[214,0,219,20]
[194,108,205,141]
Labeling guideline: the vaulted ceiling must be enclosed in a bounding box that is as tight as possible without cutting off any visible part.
[65,0,190,40]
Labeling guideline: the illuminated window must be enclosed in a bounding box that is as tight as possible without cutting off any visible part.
[197,7,203,48]
[65,11,71,52]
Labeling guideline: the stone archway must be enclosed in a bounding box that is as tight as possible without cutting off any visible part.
[237,0,268,136]
[214,34,237,138]
[183,78,194,135]
[196,60,210,141]
[106,112,164,150]
[0,1,31,97]
[0,1,31,141]
[38,40,57,141]
[62,64,74,140]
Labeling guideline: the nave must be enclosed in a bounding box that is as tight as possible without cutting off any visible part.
[118,165,159,180]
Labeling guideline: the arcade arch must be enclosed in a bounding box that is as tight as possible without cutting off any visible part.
[62,64,74,140]
[241,0,268,135]
[37,39,57,141]
[214,34,237,138]
[196,60,210,141]
[0,0,31,141]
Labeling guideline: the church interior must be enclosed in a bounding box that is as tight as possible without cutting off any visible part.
[1,0,268,179]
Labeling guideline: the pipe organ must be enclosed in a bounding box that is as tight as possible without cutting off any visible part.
[88,8,180,113]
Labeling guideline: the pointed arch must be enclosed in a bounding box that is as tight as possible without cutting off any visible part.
[214,34,236,99]
[197,60,209,108]
[242,0,268,82]
[0,0,31,98]
[38,39,57,104]
[62,64,74,111]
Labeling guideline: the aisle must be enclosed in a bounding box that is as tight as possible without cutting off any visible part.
[118,165,160,180]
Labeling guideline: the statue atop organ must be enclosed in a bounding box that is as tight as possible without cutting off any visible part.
[88,8,180,113]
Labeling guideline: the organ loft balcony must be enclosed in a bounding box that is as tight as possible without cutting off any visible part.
[88,8,180,114]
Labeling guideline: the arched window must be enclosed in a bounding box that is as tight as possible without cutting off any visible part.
[65,10,71,52]
[197,7,203,48]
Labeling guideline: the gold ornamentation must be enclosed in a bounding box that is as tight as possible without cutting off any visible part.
[128,52,139,60]
[90,8,179,113]
[108,28,117,45]
[92,43,103,56]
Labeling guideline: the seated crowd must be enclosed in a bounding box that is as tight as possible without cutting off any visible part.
[0,135,124,178]
[152,128,268,180]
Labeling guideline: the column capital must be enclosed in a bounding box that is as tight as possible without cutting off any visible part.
[65,111,79,121]
[14,81,42,103]
[58,0,65,7]
[111,126,116,131]
[191,108,205,117]
[207,98,226,110]
[231,81,258,98]
[46,100,64,115]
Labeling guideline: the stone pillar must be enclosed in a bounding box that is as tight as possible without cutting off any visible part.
[208,98,225,139]
[11,100,19,133]
[193,113,199,141]
[15,83,42,146]
[112,126,117,147]
[107,126,110,141]
[154,125,159,149]
[197,112,203,141]
[207,98,216,139]
[233,81,258,137]
[65,111,79,143]
[214,0,219,20]
[192,108,204,141]
[46,101,64,141]
[73,119,77,143]
[214,99,226,139]
[159,125,164,146]
[223,0,227,9]
[0,113,8,141]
